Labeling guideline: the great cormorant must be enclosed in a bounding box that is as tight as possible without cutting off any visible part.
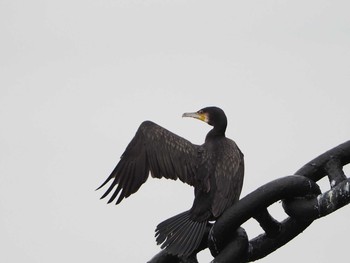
[97,106,244,257]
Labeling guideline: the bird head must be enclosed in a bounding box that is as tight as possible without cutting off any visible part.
[182,106,227,131]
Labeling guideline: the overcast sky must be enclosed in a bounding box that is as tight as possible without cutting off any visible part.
[1,0,350,262]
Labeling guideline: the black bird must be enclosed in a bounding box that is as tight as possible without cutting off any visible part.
[97,106,244,257]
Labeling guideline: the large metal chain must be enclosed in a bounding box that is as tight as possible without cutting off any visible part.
[148,140,350,263]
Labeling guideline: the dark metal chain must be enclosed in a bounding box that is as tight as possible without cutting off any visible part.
[148,140,350,263]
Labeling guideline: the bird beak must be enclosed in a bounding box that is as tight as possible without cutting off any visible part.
[182,112,209,123]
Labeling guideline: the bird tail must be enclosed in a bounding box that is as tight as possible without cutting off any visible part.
[155,210,207,257]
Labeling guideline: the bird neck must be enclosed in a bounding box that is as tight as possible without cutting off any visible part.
[205,126,226,141]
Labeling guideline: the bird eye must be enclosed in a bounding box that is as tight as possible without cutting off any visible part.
[198,110,203,114]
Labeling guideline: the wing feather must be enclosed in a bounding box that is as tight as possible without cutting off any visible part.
[97,120,200,204]
[212,139,244,217]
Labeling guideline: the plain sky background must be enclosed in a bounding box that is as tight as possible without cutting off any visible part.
[1,0,350,262]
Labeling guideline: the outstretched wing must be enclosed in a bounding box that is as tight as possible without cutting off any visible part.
[212,139,244,217]
[97,121,200,204]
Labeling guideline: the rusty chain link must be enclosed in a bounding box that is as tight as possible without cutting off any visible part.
[148,140,350,263]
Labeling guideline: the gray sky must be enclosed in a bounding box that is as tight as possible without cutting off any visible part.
[1,0,350,262]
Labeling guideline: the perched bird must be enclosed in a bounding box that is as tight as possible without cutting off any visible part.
[97,106,244,257]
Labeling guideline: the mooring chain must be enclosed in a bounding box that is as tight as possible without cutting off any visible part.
[148,140,350,263]
[209,140,350,262]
